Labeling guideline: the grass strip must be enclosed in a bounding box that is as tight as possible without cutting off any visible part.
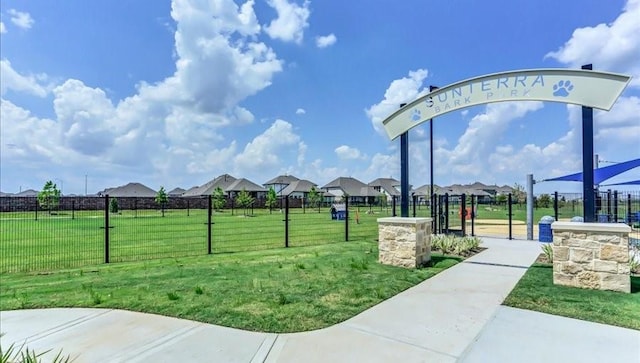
[503,263,640,330]
[0,241,460,333]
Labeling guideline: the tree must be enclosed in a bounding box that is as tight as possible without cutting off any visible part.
[109,198,119,214]
[155,186,169,217]
[495,194,507,207]
[37,180,61,214]
[377,193,388,208]
[307,186,322,212]
[513,182,526,207]
[213,187,226,211]
[538,193,552,208]
[235,188,254,216]
[265,187,278,213]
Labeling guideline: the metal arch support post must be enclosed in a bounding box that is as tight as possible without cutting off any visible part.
[400,103,409,217]
[429,85,439,231]
[582,64,596,222]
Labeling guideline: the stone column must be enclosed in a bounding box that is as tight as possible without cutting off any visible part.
[551,222,631,293]
[377,217,432,268]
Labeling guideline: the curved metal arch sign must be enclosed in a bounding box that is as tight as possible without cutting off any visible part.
[382,68,631,140]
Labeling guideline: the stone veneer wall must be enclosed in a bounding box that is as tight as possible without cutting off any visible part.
[551,222,631,293]
[377,217,432,268]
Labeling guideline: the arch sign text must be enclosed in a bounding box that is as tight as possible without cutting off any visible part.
[382,69,631,140]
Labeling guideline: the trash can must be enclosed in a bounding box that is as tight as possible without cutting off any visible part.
[539,215,555,243]
[570,216,584,222]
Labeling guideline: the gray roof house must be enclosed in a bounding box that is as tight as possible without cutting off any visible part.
[168,187,186,197]
[226,178,267,198]
[369,178,401,199]
[182,174,237,197]
[13,189,38,197]
[321,177,378,203]
[99,183,157,197]
[263,174,300,194]
[280,179,320,198]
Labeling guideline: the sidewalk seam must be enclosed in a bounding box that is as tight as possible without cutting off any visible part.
[20,309,114,344]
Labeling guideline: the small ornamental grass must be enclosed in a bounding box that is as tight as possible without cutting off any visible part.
[431,234,482,256]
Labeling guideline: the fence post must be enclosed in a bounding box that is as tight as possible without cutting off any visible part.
[392,196,396,217]
[345,198,349,241]
[613,191,618,223]
[207,195,212,254]
[187,199,190,217]
[606,189,612,222]
[72,200,75,220]
[554,191,559,222]
[444,193,449,234]
[412,195,417,217]
[35,199,38,221]
[461,193,467,237]
[432,193,437,234]
[284,197,289,248]
[470,194,475,236]
[627,194,632,225]
[508,193,513,240]
[104,194,110,264]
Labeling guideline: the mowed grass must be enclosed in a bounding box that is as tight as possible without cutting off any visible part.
[0,241,460,333]
[0,206,429,273]
[504,263,640,330]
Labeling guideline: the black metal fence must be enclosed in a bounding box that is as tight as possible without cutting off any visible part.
[0,196,360,273]
[2,190,638,272]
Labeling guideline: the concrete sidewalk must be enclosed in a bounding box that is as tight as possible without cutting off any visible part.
[2,237,638,362]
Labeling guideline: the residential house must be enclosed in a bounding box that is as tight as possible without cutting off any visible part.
[98,182,156,197]
[368,178,400,203]
[182,174,237,197]
[168,187,186,197]
[13,189,38,197]
[263,175,300,196]
[321,177,378,205]
[226,178,267,199]
[280,179,319,199]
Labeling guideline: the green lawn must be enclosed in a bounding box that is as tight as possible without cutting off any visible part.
[0,207,375,272]
[504,263,640,330]
[0,241,460,333]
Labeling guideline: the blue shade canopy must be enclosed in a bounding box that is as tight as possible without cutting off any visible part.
[544,158,640,184]
[601,180,640,186]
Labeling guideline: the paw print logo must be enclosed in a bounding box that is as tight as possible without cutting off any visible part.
[553,80,574,97]
[411,109,422,122]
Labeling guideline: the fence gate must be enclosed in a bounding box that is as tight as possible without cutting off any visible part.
[434,193,467,236]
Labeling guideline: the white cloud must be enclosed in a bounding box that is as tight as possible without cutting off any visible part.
[295,108,306,115]
[0,22,6,34]
[264,0,310,44]
[0,59,49,97]
[234,119,302,178]
[0,0,290,193]
[8,9,34,30]
[316,33,337,48]
[545,0,640,87]
[365,69,429,135]
[335,145,365,160]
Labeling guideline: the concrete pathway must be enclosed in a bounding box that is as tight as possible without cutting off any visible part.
[2,237,638,362]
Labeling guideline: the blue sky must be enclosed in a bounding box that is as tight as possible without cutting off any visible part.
[1,0,639,195]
